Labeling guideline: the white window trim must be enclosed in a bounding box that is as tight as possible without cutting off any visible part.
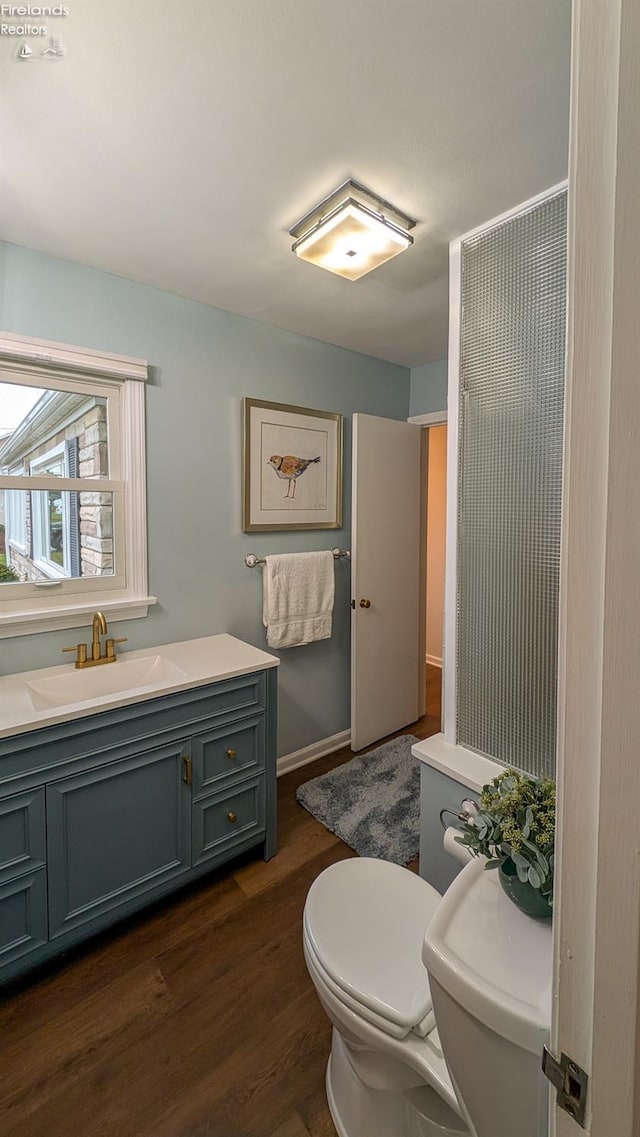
[0,332,156,638]
[0,331,148,382]
[6,467,27,555]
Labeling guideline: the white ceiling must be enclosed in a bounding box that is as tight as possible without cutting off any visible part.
[0,1,572,368]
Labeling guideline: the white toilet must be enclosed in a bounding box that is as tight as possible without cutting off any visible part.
[303,853,552,1137]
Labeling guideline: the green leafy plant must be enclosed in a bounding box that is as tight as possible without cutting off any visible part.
[456,769,556,905]
[0,563,19,583]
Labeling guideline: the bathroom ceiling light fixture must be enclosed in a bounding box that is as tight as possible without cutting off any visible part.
[289,179,416,282]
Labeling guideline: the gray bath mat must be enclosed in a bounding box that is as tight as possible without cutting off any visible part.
[296,735,421,865]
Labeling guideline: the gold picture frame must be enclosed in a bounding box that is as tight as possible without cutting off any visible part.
[242,398,343,532]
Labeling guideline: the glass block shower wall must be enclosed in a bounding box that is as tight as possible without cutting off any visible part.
[456,190,567,779]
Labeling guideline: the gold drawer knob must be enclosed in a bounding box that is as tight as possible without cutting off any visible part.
[227,811,238,823]
[226,747,237,760]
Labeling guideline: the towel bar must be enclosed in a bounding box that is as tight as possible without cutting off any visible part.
[245,548,350,568]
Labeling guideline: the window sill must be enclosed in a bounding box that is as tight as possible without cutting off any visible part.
[0,596,158,639]
[32,559,67,581]
[411,732,504,792]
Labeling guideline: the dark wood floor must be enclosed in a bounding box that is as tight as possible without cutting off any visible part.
[0,668,442,1137]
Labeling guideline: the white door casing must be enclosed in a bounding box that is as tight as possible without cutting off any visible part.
[350,413,424,752]
[552,0,640,1134]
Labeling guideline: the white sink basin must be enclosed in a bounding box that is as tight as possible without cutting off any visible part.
[26,654,188,711]
[0,633,279,740]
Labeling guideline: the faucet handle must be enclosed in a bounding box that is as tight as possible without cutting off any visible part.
[105,636,128,661]
[62,643,88,666]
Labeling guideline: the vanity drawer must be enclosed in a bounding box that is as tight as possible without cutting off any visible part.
[0,788,46,884]
[192,775,265,867]
[191,716,265,796]
[0,870,48,971]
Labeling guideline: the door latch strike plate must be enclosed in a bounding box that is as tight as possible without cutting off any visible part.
[542,1045,588,1128]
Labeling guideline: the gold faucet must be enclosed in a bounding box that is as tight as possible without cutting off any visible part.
[91,610,107,660]
[62,611,128,669]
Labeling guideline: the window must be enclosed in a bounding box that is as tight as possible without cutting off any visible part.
[0,331,154,637]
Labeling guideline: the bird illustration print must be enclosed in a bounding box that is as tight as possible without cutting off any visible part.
[268,454,321,498]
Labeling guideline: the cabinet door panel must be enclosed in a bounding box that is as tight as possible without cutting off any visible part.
[0,788,46,884]
[191,716,265,796]
[193,775,265,867]
[0,870,48,969]
[47,743,191,940]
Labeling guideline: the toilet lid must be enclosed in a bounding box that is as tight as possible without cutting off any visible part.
[304,857,441,1031]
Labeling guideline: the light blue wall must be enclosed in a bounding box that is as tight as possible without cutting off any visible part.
[419,764,478,893]
[409,358,448,416]
[0,242,410,756]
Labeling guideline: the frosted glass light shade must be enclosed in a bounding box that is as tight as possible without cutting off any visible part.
[292,202,412,281]
[289,180,415,281]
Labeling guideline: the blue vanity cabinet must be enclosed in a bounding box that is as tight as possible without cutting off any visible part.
[0,788,48,970]
[46,741,192,942]
[0,872,48,971]
[0,662,277,984]
[0,787,46,884]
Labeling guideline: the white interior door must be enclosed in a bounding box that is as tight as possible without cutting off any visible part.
[351,413,425,751]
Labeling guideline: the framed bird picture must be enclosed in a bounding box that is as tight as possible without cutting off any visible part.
[242,398,343,531]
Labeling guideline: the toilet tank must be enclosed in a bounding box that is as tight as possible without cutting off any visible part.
[422,857,552,1137]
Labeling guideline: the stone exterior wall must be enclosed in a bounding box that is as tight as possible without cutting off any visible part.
[77,405,112,577]
[8,546,47,582]
[6,401,113,582]
[79,490,113,577]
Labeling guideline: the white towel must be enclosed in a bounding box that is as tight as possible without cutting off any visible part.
[262,551,335,649]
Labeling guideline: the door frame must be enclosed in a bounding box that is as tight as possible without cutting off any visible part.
[407,411,448,718]
[552,0,640,1133]
[407,411,448,427]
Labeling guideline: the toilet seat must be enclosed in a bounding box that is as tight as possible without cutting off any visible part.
[305,930,439,1041]
[303,858,442,1038]
[305,928,438,1040]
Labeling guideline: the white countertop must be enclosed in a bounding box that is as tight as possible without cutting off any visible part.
[0,634,279,741]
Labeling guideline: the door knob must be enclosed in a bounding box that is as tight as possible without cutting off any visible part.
[359,598,371,609]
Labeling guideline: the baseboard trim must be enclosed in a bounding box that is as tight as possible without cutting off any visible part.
[277,729,352,777]
[426,654,443,668]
